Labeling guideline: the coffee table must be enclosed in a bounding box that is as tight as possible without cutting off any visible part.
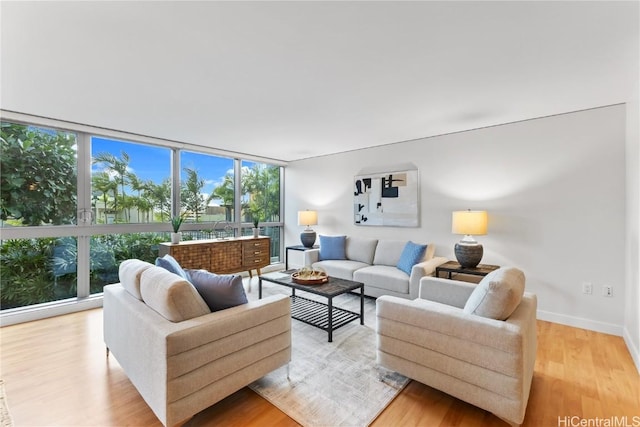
[259,270,364,342]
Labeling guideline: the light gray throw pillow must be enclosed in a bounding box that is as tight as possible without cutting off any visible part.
[463,267,525,320]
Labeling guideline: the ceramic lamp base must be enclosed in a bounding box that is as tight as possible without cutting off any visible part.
[300,230,316,248]
[454,243,483,268]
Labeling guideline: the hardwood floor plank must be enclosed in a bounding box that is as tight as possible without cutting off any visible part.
[1,312,638,427]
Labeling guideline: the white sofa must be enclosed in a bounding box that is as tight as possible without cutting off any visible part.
[103,260,291,427]
[376,268,537,426]
[305,236,448,299]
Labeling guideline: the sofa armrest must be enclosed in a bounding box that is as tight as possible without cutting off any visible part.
[418,277,476,308]
[408,256,449,299]
[303,248,320,266]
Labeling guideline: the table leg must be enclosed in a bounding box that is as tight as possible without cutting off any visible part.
[328,297,333,343]
[360,285,364,325]
[285,248,289,270]
[258,277,263,299]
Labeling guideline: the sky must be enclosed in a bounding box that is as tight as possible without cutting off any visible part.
[91,137,238,200]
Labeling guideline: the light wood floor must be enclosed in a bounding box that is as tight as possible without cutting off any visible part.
[1,306,638,426]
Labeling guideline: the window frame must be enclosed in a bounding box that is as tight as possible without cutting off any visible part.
[0,111,286,325]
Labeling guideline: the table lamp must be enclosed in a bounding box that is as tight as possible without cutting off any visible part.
[452,210,488,268]
[298,210,318,248]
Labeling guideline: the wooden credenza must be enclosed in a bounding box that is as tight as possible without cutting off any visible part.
[158,236,270,277]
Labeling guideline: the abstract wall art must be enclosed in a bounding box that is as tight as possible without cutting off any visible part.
[354,169,419,227]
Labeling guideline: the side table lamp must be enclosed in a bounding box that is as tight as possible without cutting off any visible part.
[298,210,318,248]
[452,210,488,268]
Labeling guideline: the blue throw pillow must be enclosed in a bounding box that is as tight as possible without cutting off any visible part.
[188,270,248,312]
[155,254,192,282]
[319,235,346,261]
[396,241,427,275]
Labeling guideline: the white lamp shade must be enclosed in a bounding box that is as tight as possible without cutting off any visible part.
[297,210,318,227]
[452,210,488,236]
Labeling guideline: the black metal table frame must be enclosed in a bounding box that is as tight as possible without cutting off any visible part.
[284,244,319,270]
[259,274,364,342]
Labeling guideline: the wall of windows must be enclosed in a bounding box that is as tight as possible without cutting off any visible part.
[0,116,285,324]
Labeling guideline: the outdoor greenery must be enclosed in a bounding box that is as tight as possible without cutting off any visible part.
[0,123,77,225]
[0,122,282,310]
[0,233,167,309]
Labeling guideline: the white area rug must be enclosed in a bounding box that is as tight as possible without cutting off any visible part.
[247,279,408,427]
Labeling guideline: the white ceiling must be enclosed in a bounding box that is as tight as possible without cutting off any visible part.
[1,1,638,162]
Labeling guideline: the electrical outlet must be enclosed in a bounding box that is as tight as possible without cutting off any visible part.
[602,285,613,297]
[582,282,593,295]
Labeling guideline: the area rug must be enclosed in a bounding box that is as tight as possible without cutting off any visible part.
[247,280,409,427]
[0,380,13,427]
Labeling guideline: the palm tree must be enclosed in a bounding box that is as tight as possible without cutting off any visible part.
[92,151,130,220]
[148,179,171,222]
[91,171,117,224]
[211,173,235,221]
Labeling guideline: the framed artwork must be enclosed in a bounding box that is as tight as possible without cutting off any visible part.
[354,169,419,227]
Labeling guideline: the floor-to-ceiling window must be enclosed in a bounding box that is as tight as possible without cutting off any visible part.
[240,160,282,261]
[0,117,284,323]
[0,122,79,309]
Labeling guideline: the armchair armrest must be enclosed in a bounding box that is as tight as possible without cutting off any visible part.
[303,248,320,266]
[376,295,531,354]
[408,256,448,299]
[165,294,291,355]
[419,277,476,308]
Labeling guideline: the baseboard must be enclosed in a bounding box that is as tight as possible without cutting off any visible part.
[623,327,640,374]
[536,309,623,336]
[0,296,103,327]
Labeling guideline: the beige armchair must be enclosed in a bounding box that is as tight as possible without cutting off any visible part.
[104,260,291,427]
[376,268,537,426]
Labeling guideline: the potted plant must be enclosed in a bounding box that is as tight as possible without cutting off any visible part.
[252,216,261,238]
[170,215,184,244]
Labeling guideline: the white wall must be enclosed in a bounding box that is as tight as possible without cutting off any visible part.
[285,105,627,335]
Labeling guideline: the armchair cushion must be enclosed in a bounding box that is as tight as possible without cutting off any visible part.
[188,270,248,312]
[464,267,525,320]
[140,266,211,322]
[118,259,154,300]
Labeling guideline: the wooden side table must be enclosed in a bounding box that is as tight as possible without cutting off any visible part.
[435,261,500,280]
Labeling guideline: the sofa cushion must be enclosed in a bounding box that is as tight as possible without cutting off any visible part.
[373,240,408,266]
[188,269,248,312]
[354,265,410,294]
[118,259,154,300]
[140,266,211,322]
[345,236,378,264]
[464,267,526,320]
[155,254,192,282]
[319,235,347,260]
[396,241,427,275]
[313,259,370,281]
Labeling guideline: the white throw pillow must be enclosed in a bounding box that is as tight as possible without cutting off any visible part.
[463,267,525,320]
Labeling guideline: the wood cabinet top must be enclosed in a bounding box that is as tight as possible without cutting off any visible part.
[159,236,269,247]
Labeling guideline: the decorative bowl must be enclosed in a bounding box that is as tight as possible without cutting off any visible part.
[291,267,328,285]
